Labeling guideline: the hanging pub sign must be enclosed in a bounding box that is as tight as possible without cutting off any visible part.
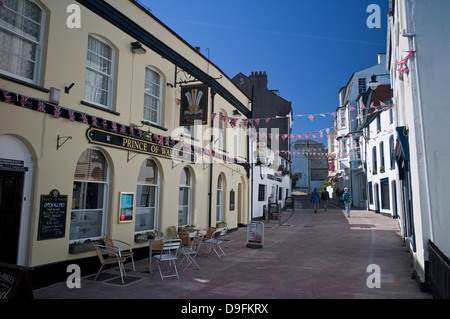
[180,85,209,126]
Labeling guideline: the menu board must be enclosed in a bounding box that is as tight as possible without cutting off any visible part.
[37,190,67,240]
[268,203,280,220]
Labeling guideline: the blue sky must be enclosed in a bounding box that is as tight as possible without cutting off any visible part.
[140,0,389,143]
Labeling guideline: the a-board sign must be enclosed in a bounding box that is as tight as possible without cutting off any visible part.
[268,203,280,220]
[0,262,33,299]
[38,189,67,240]
[285,197,294,209]
[246,221,264,249]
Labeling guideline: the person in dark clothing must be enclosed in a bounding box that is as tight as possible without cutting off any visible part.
[335,187,343,207]
[321,188,330,211]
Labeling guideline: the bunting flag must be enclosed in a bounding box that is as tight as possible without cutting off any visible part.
[19,95,29,107]
[37,101,46,113]
[112,122,118,132]
[68,110,76,122]
[308,114,314,122]
[91,115,99,127]
[81,113,88,124]
[120,124,126,133]
[53,106,61,118]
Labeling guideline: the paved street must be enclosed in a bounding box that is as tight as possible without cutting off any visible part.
[34,194,432,302]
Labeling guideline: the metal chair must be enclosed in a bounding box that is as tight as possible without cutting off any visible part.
[152,239,182,281]
[93,244,127,284]
[205,227,228,259]
[103,237,135,271]
[178,233,204,271]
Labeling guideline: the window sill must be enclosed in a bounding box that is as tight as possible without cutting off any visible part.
[0,73,50,93]
[81,100,120,116]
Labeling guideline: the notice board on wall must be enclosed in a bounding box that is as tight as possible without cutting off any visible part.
[37,189,67,240]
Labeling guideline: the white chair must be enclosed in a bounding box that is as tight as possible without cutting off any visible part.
[205,227,228,259]
[152,239,182,281]
[178,233,203,271]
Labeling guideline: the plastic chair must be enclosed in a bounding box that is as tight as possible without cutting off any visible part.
[205,227,228,259]
[153,239,182,281]
[103,237,135,271]
[93,244,127,284]
[178,233,203,271]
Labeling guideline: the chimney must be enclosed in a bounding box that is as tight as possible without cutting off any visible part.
[195,47,201,53]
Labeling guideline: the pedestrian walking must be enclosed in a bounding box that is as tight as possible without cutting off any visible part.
[311,188,320,214]
[335,187,343,207]
[321,188,330,211]
[342,187,352,218]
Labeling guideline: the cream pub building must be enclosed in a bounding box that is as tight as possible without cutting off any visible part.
[0,0,251,276]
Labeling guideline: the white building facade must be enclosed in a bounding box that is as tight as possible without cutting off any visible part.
[335,54,390,208]
[387,0,450,296]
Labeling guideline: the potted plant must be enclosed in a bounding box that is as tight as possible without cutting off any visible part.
[69,238,104,254]
[216,221,227,228]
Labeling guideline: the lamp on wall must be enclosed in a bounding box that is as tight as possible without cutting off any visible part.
[131,41,146,54]
[368,74,380,90]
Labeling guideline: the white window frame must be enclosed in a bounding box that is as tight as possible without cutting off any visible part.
[70,148,109,242]
[216,175,223,222]
[135,159,159,233]
[84,35,114,109]
[178,168,192,226]
[143,67,162,125]
[0,0,45,84]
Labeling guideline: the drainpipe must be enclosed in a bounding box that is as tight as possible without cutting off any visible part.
[250,85,254,222]
[208,90,216,227]
[403,2,434,242]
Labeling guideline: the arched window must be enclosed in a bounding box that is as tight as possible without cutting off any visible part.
[0,0,45,83]
[216,175,223,222]
[178,167,191,226]
[135,159,159,232]
[71,148,109,241]
[144,67,162,125]
[84,35,114,109]
[219,112,226,151]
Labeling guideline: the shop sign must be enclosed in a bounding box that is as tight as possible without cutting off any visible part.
[0,158,28,172]
[180,85,209,126]
[86,127,195,162]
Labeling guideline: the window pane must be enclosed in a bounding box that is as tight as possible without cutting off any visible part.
[135,207,155,231]
[178,207,189,226]
[74,149,107,181]
[137,159,157,184]
[69,209,104,240]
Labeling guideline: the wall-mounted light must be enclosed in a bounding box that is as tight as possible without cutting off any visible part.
[50,87,61,105]
[233,110,241,116]
[131,41,146,54]
[368,74,380,90]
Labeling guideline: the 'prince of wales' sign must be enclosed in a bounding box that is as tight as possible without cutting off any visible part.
[86,127,195,162]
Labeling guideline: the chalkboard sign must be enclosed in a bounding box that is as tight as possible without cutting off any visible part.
[118,192,134,223]
[38,189,67,240]
[0,262,33,299]
[268,203,280,220]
